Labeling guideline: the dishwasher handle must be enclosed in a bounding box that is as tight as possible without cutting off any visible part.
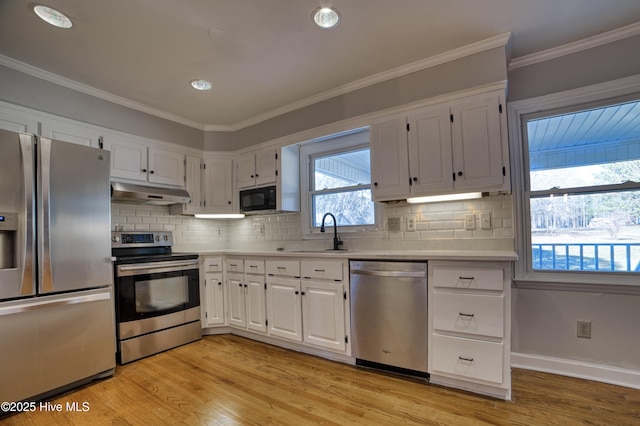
[350,269,425,278]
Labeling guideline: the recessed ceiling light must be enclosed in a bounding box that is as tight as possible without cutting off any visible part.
[32,5,73,29]
[190,79,212,91]
[312,7,341,29]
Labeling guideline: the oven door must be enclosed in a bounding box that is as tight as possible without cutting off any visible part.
[115,259,200,323]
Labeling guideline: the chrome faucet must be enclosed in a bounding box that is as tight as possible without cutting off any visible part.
[320,212,343,250]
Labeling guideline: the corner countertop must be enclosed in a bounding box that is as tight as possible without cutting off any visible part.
[181,248,518,262]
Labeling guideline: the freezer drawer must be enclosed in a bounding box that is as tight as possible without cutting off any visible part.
[0,288,116,402]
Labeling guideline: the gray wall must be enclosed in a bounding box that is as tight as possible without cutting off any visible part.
[508,34,640,376]
[0,65,204,150]
[508,34,640,102]
[206,47,508,151]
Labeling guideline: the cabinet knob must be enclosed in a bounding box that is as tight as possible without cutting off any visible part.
[373,182,378,187]
[255,173,259,177]
[238,283,242,287]
[295,291,299,295]
[301,291,306,296]
[457,171,463,176]
[150,170,155,174]
[228,201,232,204]
[218,282,222,286]
[412,177,418,182]
[142,168,147,173]
[244,284,248,288]
[250,174,254,178]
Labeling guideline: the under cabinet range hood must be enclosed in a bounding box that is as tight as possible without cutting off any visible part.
[111,182,190,205]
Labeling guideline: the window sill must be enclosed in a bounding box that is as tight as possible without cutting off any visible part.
[514,274,640,295]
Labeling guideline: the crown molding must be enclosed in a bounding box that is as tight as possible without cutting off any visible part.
[211,32,512,132]
[0,54,206,130]
[1,32,511,133]
[508,21,640,71]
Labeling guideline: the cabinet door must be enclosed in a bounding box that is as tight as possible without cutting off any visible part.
[255,147,277,187]
[204,272,225,327]
[184,155,202,213]
[302,280,346,352]
[408,105,453,195]
[0,105,37,133]
[266,277,302,342]
[40,119,102,148]
[204,157,234,213]
[148,148,185,187]
[236,151,256,189]
[370,117,410,201]
[451,95,504,190]
[226,274,246,328]
[109,139,148,182]
[245,275,267,333]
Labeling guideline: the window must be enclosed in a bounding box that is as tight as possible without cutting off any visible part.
[523,99,640,274]
[300,128,379,232]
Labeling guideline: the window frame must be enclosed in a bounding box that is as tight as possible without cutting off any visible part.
[299,128,382,236]
[508,75,640,289]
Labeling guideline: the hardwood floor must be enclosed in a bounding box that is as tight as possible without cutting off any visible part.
[3,334,640,425]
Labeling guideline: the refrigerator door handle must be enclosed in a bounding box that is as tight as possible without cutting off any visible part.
[19,134,35,295]
[37,137,54,293]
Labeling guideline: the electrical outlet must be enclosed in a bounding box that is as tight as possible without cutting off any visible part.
[577,320,591,338]
[406,215,416,232]
[464,214,476,230]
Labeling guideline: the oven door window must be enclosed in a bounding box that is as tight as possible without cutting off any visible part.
[136,276,188,313]
[117,269,199,322]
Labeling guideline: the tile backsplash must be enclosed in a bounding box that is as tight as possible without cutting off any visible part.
[112,194,513,252]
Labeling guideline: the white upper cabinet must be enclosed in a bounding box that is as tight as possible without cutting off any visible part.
[370,116,410,200]
[107,136,186,188]
[170,155,203,215]
[371,89,509,201]
[450,94,506,191]
[0,103,38,134]
[203,156,235,213]
[236,147,278,189]
[40,118,103,148]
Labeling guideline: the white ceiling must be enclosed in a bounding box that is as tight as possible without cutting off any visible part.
[1,1,640,130]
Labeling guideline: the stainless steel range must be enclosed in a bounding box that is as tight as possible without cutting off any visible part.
[112,230,201,364]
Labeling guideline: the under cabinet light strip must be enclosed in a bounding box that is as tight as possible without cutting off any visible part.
[406,192,482,204]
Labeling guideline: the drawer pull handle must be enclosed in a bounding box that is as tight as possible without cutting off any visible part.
[277,266,286,270]
[458,356,474,362]
[459,276,474,280]
[315,269,325,272]
[459,313,475,317]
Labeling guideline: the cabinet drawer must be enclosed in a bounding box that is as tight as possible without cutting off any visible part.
[431,334,504,384]
[266,260,300,277]
[432,292,504,338]
[225,259,244,273]
[244,259,265,275]
[202,257,223,273]
[301,261,343,281]
[432,267,503,291]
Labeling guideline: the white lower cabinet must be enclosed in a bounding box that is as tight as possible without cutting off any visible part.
[266,259,349,354]
[203,272,225,327]
[428,260,512,400]
[225,258,267,333]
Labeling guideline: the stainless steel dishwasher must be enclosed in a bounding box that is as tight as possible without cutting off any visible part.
[350,260,428,376]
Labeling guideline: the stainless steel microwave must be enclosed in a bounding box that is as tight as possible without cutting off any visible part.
[240,185,277,213]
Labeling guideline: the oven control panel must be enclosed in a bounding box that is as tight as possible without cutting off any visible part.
[111,231,173,248]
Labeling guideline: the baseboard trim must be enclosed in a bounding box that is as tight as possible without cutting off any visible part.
[512,352,640,390]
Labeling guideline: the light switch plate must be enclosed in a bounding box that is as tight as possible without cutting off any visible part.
[480,213,491,229]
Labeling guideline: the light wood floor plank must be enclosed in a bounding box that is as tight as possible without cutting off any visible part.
[2,334,640,425]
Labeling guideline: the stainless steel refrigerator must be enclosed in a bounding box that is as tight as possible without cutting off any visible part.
[0,128,115,403]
